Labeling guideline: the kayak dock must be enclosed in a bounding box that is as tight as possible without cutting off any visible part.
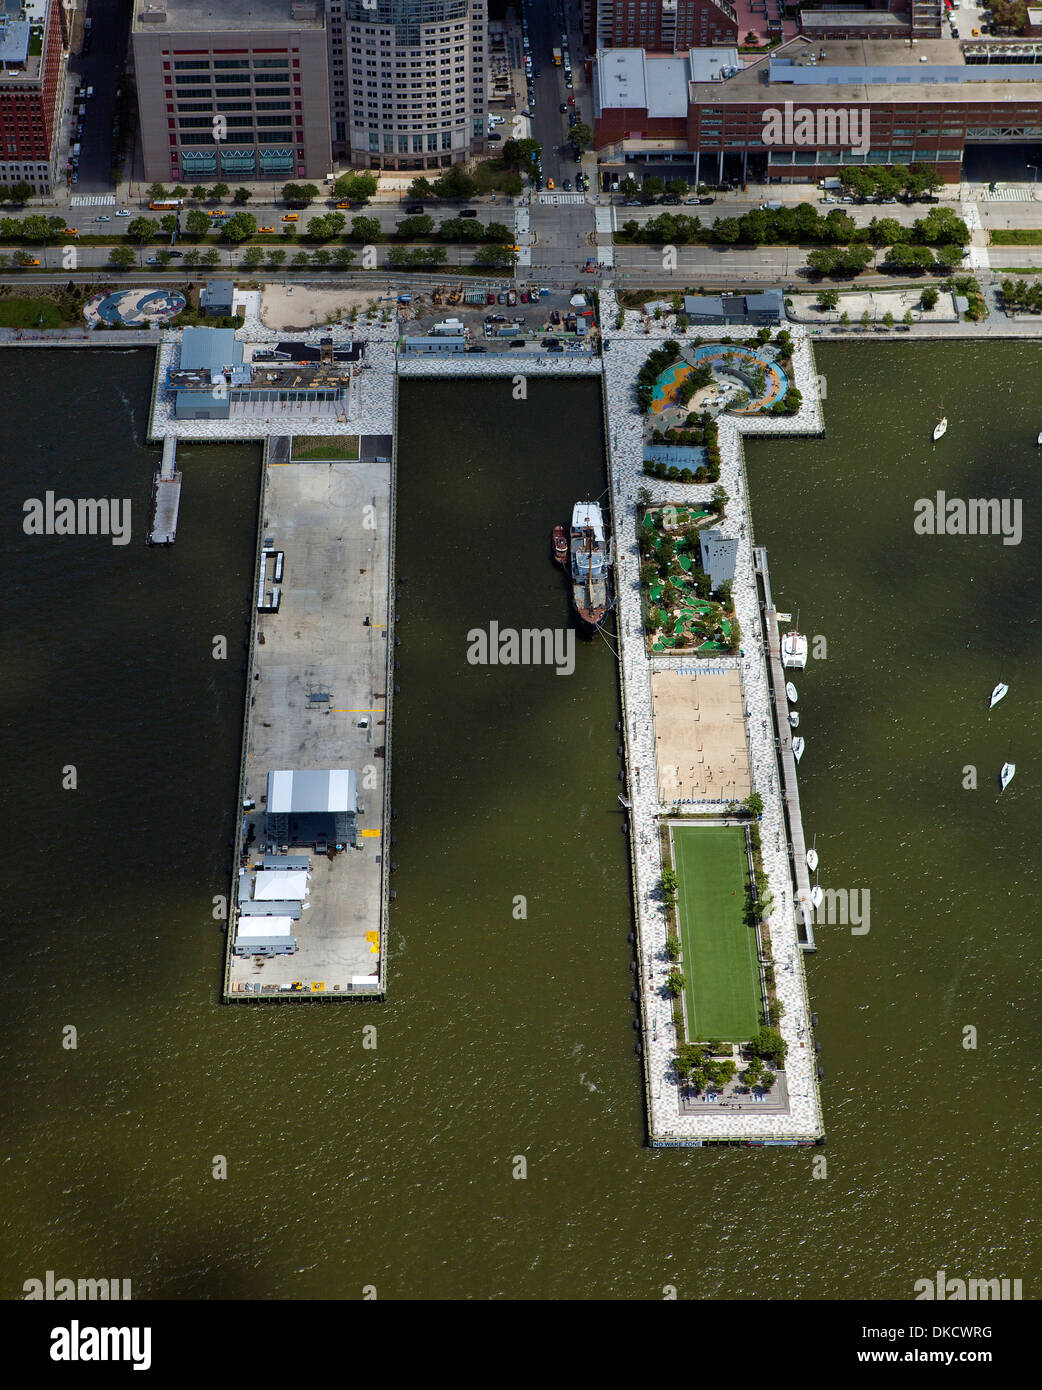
[755,545,816,951]
[147,436,182,545]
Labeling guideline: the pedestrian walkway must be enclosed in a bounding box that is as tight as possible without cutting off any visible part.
[600,288,825,1142]
[70,193,116,206]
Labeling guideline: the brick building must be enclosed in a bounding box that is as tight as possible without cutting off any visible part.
[0,0,69,194]
[594,37,1042,185]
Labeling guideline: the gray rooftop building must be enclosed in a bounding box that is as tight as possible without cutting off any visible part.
[265,769,358,849]
[200,280,235,316]
[698,528,738,592]
[684,291,784,325]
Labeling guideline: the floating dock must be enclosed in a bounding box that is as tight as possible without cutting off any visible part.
[755,546,816,950]
[147,436,182,545]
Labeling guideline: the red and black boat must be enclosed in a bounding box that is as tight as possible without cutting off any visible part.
[551,524,568,567]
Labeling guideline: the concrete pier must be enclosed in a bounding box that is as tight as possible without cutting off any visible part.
[146,437,181,545]
[755,547,816,951]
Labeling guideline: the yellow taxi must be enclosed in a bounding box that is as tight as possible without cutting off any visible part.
[282,212,299,222]
[209,208,229,218]
[22,257,40,266]
[547,178,555,190]
[63,227,78,236]
[258,225,275,233]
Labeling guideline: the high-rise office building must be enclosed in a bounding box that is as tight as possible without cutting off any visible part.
[328,0,487,171]
[0,0,69,194]
[131,0,332,184]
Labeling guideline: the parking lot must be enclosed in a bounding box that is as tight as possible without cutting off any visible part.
[404,283,598,354]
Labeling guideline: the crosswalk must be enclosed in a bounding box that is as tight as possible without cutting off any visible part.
[535,192,586,206]
[70,194,116,206]
[969,186,1038,202]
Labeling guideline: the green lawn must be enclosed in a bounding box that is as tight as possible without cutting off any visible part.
[290,435,360,461]
[0,297,65,328]
[672,825,761,1042]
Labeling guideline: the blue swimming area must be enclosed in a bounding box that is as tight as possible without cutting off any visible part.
[645,444,708,468]
[651,345,789,411]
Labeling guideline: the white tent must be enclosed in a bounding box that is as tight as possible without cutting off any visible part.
[253,869,309,901]
[236,916,295,940]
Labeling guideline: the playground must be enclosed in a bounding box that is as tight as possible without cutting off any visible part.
[650,343,789,423]
[85,289,186,327]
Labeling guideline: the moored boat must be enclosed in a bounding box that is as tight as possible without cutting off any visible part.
[933,416,947,441]
[810,884,824,910]
[786,681,798,703]
[806,834,818,873]
[781,628,808,669]
[792,736,805,763]
[989,681,1008,709]
[570,500,611,630]
[789,711,800,728]
[1000,761,1015,792]
[551,524,568,567]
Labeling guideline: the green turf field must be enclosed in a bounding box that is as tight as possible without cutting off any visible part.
[672,824,761,1041]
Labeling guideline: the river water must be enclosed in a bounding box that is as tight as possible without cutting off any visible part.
[0,350,1037,1300]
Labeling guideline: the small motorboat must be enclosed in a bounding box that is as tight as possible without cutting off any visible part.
[786,681,798,703]
[1000,762,1016,792]
[789,711,800,728]
[810,884,824,910]
[551,524,568,567]
[1036,431,1042,446]
[989,682,1009,709]
[806,834,818,873]
[933,416,947,441]
[792,736,805,763]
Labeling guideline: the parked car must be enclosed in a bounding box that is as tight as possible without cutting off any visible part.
[487,133,501,141]
[520,290,530,302]
[560,103,568,113]
[460,208,478,217]
[541,337,560,346]
[698,196,715,205]
[169,250,183,257]
[404,202,424,214]
[258,225,275,233]
[562,178,571,190]
[819,196,836,204]
[662,194,680,205]
[509,339,525,347]
[465,344,487,353]
[547,343,564,352]
[497,291,507,304]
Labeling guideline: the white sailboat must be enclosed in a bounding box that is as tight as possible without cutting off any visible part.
[989,682,1009,709]
[792,736,805,763]
[1000,762,1016,792]
[786,681,798,703]
[933,416,947,441]
[806,834,818,873]
[810,883,824,910]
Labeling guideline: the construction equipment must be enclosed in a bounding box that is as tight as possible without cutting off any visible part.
[448,281,463,304]
[431,285,443,304]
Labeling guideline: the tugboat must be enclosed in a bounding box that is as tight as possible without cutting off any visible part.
[551,524,568,567]
[570,500,611,630]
